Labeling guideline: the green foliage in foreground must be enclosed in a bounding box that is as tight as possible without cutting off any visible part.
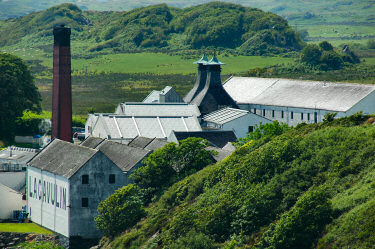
[95,184,146,236]
[17,241,63,249]
[100,113,375,249]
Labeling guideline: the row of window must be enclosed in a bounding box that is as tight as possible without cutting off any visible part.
[81,174,116,184]
[254,108,318,122]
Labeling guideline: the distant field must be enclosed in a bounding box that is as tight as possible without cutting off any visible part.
[0,223,53,234]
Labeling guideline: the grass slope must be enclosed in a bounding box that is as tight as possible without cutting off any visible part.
[0,223,53,234]
[100,114,375,249]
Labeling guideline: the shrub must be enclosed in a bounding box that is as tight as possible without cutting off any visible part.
[367,39,375,49]
[256,186,333,249]
[95,184,146,236]
[300,44,322,65]
[169,230,217,249]
[319,41,334,51]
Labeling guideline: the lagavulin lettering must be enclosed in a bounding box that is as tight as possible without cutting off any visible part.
[29,176,67,210]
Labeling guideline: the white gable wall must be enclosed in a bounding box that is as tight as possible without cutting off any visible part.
[27,166,70,237]
[0,184,24,219]
[346,90,375,115]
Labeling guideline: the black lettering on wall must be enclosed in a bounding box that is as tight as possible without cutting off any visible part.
[33,178,37,198]
[51,183,55,205]
[43,181,46,202]
[29,176,32,198]
[47,182,50,204]
[62,188,66,210]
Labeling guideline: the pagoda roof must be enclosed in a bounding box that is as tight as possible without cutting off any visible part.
[207,55,225,65]
[194,54,209,64]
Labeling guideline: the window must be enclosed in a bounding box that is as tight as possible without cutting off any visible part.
[291,112,294,119]
[82,174,89,184]
[82,198,89,207]
[301,112,304,120]
[263,109,266,116]
[109,174,116,184]
[272,110,275,118]
[308,113,310,121]
[248,126,254,133]
[281,111,284,119]
[254,108,257,114]
[314,112,318,123]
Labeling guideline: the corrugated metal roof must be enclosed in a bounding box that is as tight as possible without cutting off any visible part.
[115,102,201,117]
[80,137,105,149]
[224,77,375,112]
[203,107,250,125]
[94,115,202,140]
[142,90,160,103]
[28,139,98,179]
[170,130,237,148]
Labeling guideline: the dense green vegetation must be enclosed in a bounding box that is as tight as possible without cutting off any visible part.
[97,113,375,248]
[0,2,303,55]
[0,53,41,142]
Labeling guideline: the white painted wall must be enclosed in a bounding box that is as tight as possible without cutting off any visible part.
[27,166,70,237]
[0,183,24,219]
[347,91,375,115]
[218,113,271,138]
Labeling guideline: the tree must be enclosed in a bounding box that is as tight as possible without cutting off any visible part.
[95,184,146,236]
[300,44,322,65]
[130,137,215,202]
[0,53,41,142]
[319,41,333,51]
[320,50,343,70]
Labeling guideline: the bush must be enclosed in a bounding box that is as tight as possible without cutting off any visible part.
[367,39,375,49]
[301,44,322,65]
[320,51,343,70]
[256,186,333,249]
[169,230,217,249]
[95,184,146,236]
[319,41,334,51]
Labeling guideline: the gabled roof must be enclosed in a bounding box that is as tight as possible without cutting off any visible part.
[115,102,201,117]
[94,115,202,140]
[80,136,105,149]
[203,107,253,125]
[128,136,154,149]
[224,77,375,112]
[142,86,182,103]
[28,139,98,179]
[95,140,151,172]
[169,130,237,148]
[128,136,169,151]
[0,147,38,164]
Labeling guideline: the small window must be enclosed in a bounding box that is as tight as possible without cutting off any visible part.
[82,175,89,184]
[308,113,310,121]
[82,198,89,207]
[281,111,284,119]
[314,112,318,123]
[272,110,275,118]
[109,174,116,184]
[291,112,294,119]
[263,109,266,116]
[254,108,257,114]
[248,126,254,133]
[301,113,304,120]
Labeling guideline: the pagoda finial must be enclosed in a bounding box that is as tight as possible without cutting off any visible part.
[194,54,209,64]
[207,54,225,65]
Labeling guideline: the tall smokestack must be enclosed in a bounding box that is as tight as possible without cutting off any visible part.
[183,54,208,103]
[52,24,72,142]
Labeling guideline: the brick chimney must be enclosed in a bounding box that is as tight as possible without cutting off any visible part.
[52,24,72,142]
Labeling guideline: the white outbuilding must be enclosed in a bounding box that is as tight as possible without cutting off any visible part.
[224,77,375,126]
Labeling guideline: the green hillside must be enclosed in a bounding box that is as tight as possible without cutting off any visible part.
[1,0,374,26]
[0,2,303,55]
[98,114,375,248]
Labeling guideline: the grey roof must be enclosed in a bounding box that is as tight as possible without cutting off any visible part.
[144,138,169,151]
[203,107,251,125]
[115,102,200,117]
[128,136,154,149]
[28,139,98,179]
[80,136,105,149]
[95,115,202,140]
[142,90,160,103]
[207,146,233,162]
[0,172,26,192]
[96,140,150,172]
[170,130,237,148]
[0,147,38,164]
[224,77,375,112]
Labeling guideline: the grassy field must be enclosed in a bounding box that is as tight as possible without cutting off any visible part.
[0,223,53,234]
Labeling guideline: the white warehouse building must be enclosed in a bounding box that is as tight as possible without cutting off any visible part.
[224,77,375,126]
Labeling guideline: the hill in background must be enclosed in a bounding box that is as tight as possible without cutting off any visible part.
[0,2,304,55]
[1,0,374,26]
